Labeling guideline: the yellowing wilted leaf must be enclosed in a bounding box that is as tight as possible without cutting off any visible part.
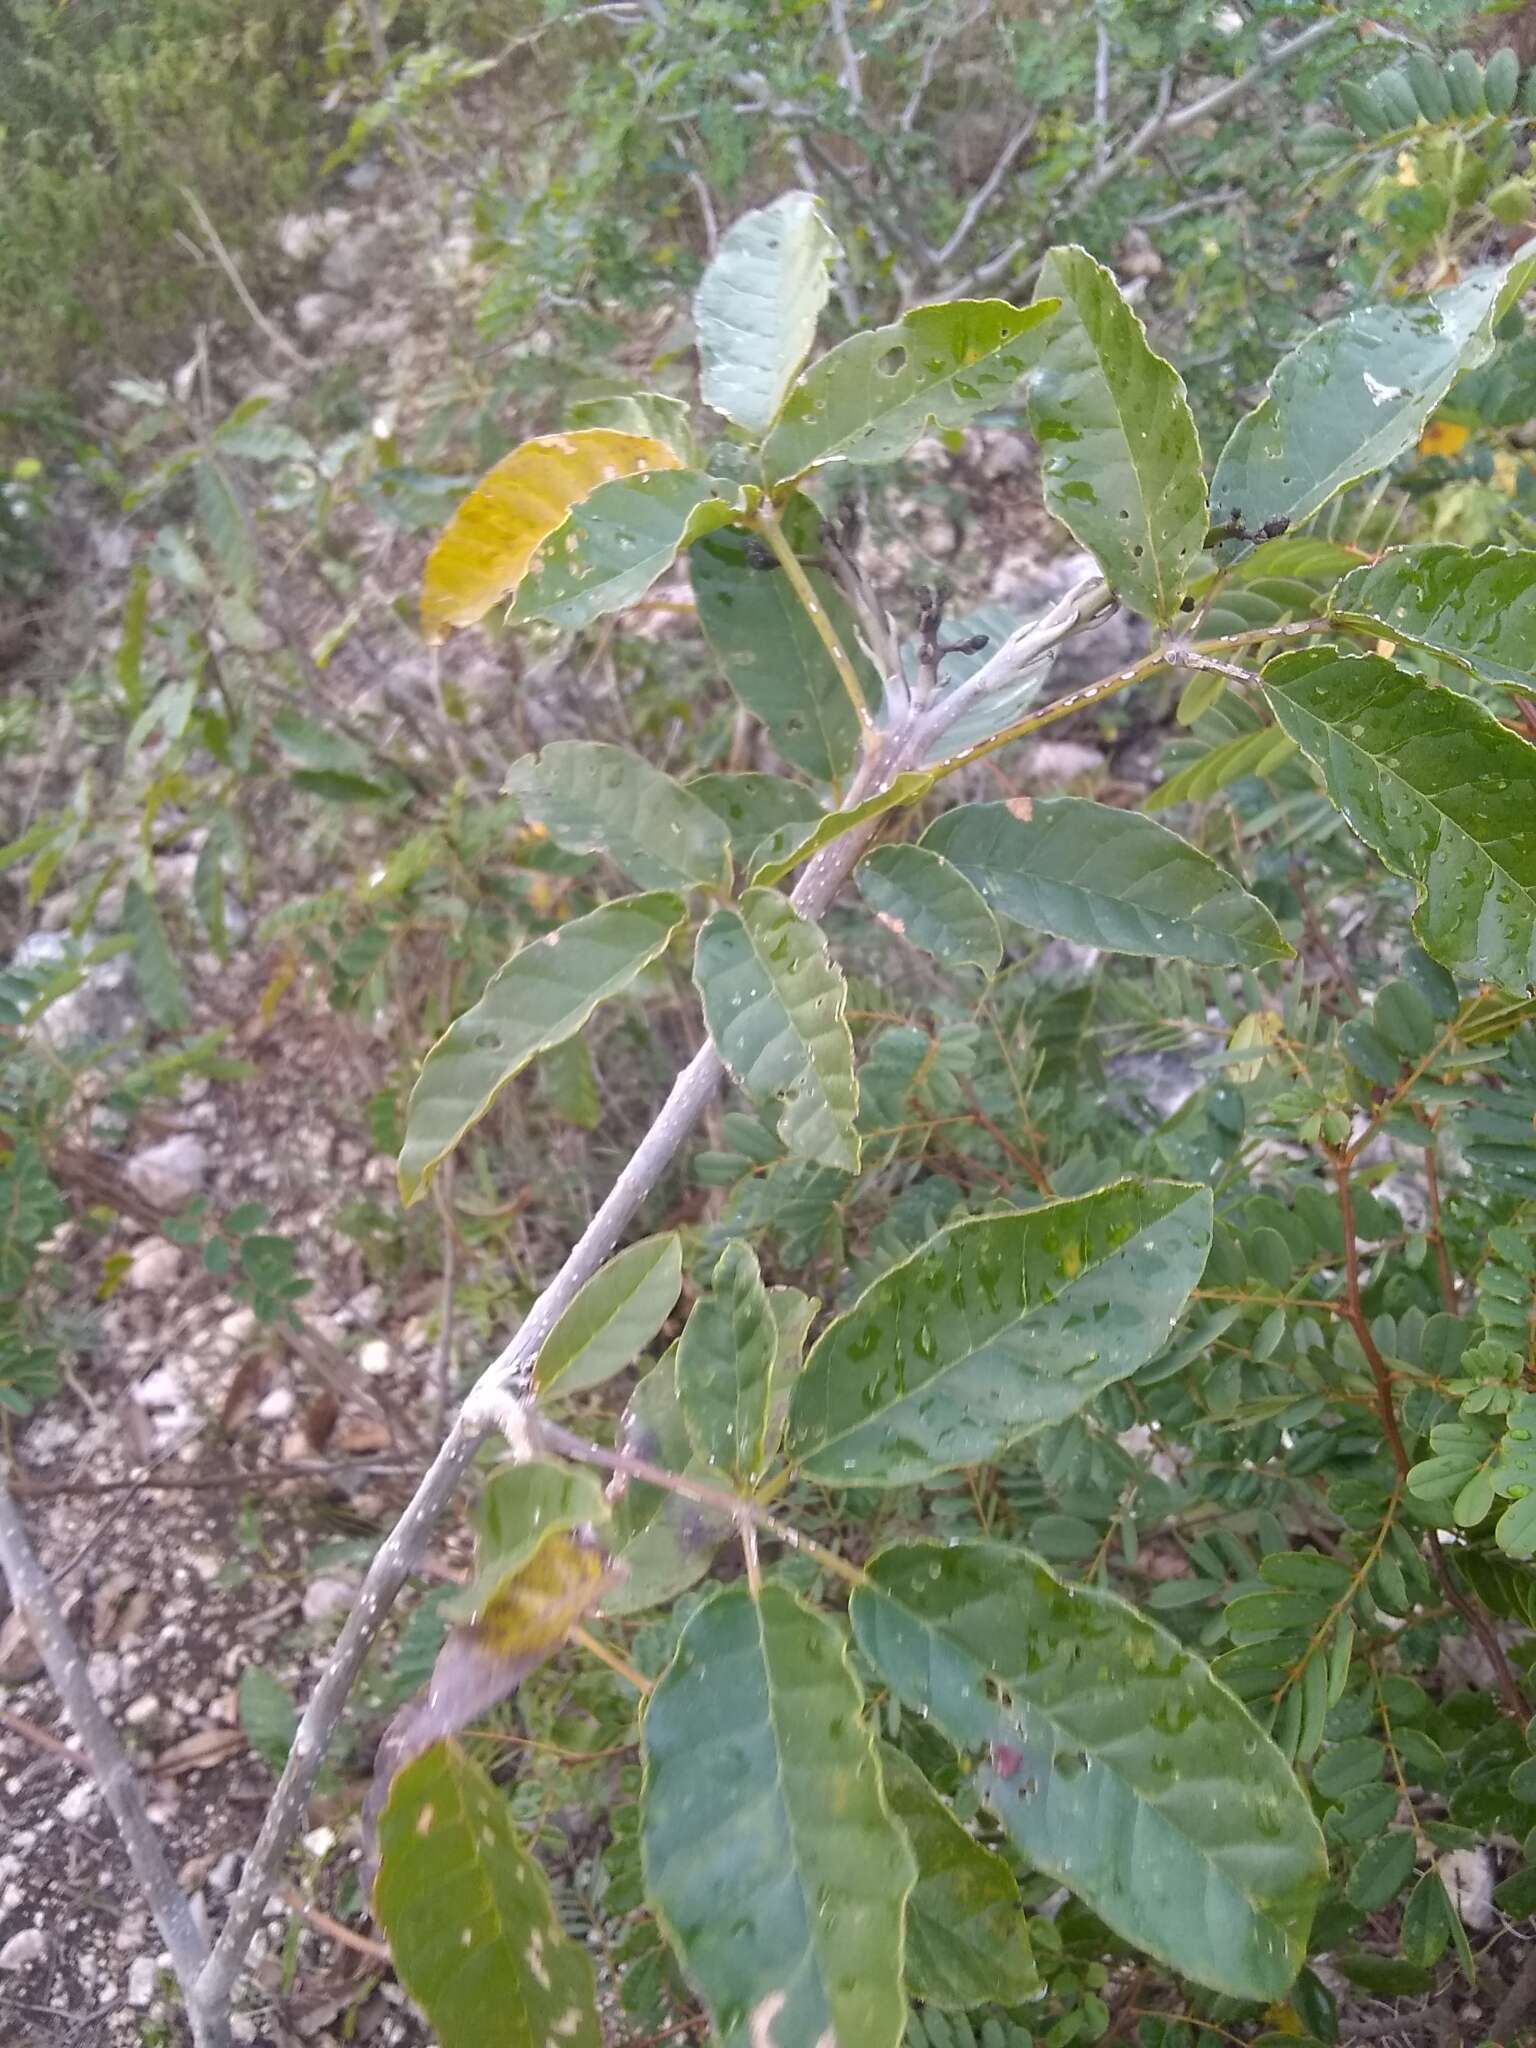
[421,429,681,639]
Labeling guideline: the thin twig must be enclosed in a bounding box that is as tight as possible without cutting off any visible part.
[281,1890,392,1965]
[178,187,309,371]
[933,116,1038,271]
[827,0,863,109]
[754,502,874,742]
[1093,8,1112,173]
[570,1624,653,1695]
[0,1477,208,1992]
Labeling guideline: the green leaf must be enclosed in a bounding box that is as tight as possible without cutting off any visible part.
[566,390,697,461]
[924,799,1293,967]
[399,892,686,1201]
[538,1031,600,1129]
[600,1349,729,1618]
[445,1459,610,1623]
[852,1542,1325,2001]
[1028,246,1207,624]
[691,502,875,783]
[1142,727,1298,812]
[640,1583,914,2048]
[533,1233,683,1398]
[1262,649,1536,993]
[1346,1830,1418,1911]
[375,1742,601,2048]
[271,710,405,804]
[123,879,190,1031]
[1210,256,1536,558]
[1330,544,1536,695]
[506,741,732,893]
[421,428,679,637]
[677,1240,777,1480]
[238,1666,297,1773]
[510,469,746,629]
[856,842,1003,974]
[694,887,859,1172]
[786,1178,1212,1484]
[878,1744,1038,2008]
[761,297,1059,484]
[687,773,826,859]
[749,771,933,886]
[195,458,256,595]
[694,191,840,436]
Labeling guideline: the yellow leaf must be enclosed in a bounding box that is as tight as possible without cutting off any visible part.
[1418,418,1470,458]
[1263,2003,1305,2036]
[476,1529,608,1661]
[420,429,682,639]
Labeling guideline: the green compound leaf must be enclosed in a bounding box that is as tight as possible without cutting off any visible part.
[399,892,686,1202]
[506,740,732,893]
[1262,649,1536,993]
[691,502,875,784]
[850,1542,1327,2002]
[878,1743,1037,2009]
[761,297,1059,484]
[694,887,859,1172]
[1029,245,1207,625]
[695,191,841,436]
[1210,255,1536,559]
[1330,544,1536,695]
[641,1583,915,2048]
[856,841,1003,974]
[375,1741,602,2048]
[749,771,934,887]
[786,1178,1212,1484]
[676,1240,777,1480]
[1142,726,1298,812]
[533,1233,682,1398]
[510,469,747,629]
[924,798,1293,967]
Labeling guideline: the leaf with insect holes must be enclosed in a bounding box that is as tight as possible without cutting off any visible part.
[506,741,732,893]
[879,1743,1038,2008]
[533,1234,683,1398]
[785,1179,1212,1484]
[374,1742,602,2048]
[1210,255,1536,562]
[924,798,1292,966]
[695,191,841,435]
[693,888,858,1171]
[856,842,1002,973]
[1028,245,1207,624]
[509,470,747,629]
[851,1542,1327,2002]
[1329,545,1536,695]
[676,1240,777,1479]
[641,1583,914,2048]
[398,893,686,1202]
[761,297,1059,483]
[420,429,680,637]
[691,499,876,784]
[1263,648,1536,993]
